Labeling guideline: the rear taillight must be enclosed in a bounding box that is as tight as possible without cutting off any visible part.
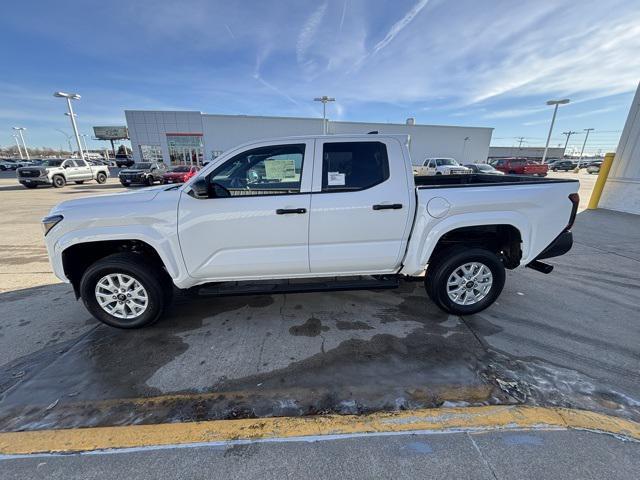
[566,193,579,230]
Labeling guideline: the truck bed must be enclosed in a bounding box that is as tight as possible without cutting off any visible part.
[414,173,577,189]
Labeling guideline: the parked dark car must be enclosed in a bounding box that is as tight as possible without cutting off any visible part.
[119,162,167,186]
[550,160,577,171]
[115,154,134,168]
[464,163,504,175]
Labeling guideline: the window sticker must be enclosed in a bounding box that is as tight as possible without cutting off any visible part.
[328,172,346,186]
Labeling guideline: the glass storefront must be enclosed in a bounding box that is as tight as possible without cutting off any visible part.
[139,145,163,162]
[167,134,204,166]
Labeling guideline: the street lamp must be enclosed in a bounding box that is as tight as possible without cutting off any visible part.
[81,133,90,157]
[561,131,577,159]
[541,99,570,164]
[56,129,73,153]
[576,128,594,171]
[12,127,29,160]
[461,136,470,163]
[314,96,335,135]
[54,91,85,160]
[12,134,24,160]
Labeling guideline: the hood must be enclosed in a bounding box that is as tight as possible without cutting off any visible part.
[164,171,188,176]
[51,185,169,214]
[119,168,149,174]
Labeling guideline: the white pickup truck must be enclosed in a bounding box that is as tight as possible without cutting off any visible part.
[43,135,579,328]
[18,158,109,188]
[412,157,472,176]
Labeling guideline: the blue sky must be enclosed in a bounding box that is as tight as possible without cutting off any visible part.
[1,0,639,154]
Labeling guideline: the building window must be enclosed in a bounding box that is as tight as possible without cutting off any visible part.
[167,134,204,166]
[140,145,163,162]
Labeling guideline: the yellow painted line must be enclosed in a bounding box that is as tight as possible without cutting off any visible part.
[0,405,638,455]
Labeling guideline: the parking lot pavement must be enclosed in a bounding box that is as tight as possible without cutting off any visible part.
[1,429,639,480]
[0,172,638,434]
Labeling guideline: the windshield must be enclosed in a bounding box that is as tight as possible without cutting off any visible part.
[476,164,494,171]
[170,166,190,172]
[131,163,152,169]
[40,159,64,167]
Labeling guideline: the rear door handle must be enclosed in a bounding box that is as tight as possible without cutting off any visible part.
[276,208,307,215]
[372,203,403,210]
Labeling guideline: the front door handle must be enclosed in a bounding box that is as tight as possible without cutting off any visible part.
[372,203,403,210]
[276,208,307,215]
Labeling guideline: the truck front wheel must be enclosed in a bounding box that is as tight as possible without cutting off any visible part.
[52,175,66,188]
[80,253,170,328]
[96,172,107,184]
[425,247,505,315]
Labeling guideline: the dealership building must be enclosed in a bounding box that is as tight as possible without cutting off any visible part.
[124,110,493,166]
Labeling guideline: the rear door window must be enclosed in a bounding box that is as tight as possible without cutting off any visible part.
[321,141,390,192]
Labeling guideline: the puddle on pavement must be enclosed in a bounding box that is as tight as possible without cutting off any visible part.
[0,282,638,432]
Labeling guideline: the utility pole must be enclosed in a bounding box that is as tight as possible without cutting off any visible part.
[576,128,594,170]
[561,131,577,158]
[515,137,525,149]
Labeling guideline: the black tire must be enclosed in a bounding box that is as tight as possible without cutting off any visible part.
[145,176,154,186]
[22,183,38,189]
[96,172,107,184]
[75,181,85,184]
[52,175,66,188]
[80,252,171,329]
[435,172,442,175]
[425,247,505,316]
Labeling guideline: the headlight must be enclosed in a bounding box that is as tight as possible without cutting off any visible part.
[42,214,63,236]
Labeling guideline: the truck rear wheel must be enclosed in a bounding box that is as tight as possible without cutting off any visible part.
[52,175,66,188]
[80,252,171,328]
[425,247,505,315]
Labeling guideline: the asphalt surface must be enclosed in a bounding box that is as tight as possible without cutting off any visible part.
[1,429,639,480]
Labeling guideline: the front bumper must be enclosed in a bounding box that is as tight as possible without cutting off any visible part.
[534,230,573,260]
[19,177,52,185]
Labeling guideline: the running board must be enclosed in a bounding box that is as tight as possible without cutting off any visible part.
[196,276,400,297]
[526,260,554,274]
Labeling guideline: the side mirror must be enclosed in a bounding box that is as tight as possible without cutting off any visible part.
[189,178,209,198]
[211,182,231,198]
[63,164,69,169]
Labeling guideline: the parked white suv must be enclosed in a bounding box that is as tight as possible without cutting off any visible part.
[44,135,578,328]
[17,158,109,189]
[413,157,471,176]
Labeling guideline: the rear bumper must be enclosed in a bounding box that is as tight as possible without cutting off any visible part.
[534,230,573,260]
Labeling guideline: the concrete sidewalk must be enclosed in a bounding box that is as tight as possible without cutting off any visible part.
[1,429,638,480]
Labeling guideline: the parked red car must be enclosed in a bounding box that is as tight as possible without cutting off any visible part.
[162,165,200,184]
[490,158,548,176]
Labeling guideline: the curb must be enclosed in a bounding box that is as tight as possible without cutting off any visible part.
[1,405,638,455]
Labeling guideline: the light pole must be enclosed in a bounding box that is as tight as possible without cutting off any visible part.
[81,134,90,157]
[561,131,577,158]
[541,99,570,164]
[12,135,24,159]
[56,129,73,154]
[54,91,85,160]
[314,96,335,135]
[461,136,470,163]
[576,128,594,171]
[13,127,29,160]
